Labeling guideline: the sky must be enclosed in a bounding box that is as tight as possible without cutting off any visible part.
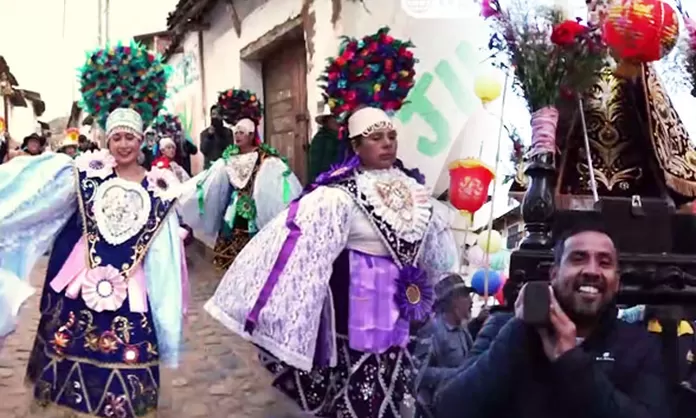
[3,0,696,137]
[1,0,178,121]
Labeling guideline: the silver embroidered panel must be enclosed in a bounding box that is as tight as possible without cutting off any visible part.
[92,177,152,245]
[355,169,431,244]
[224,152,259,189]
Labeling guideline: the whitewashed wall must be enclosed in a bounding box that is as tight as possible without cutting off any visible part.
[189,0,508,183]
[165,0,526,250]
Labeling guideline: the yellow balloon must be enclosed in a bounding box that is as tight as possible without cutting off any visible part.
[477,229,503,254]
[473,73,502,104]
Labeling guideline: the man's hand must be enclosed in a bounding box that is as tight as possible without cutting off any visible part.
[538,289,577,361]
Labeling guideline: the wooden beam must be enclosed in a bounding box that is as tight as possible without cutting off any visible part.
[226,0,242,36]
[184,21,211,32]
[240,16,302,60]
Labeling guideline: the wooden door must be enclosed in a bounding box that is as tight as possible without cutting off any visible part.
[262,40,309,185]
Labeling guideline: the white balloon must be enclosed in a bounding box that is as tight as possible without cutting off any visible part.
[432,106,502,197]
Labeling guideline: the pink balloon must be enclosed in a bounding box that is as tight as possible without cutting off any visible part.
[467,245,488,267]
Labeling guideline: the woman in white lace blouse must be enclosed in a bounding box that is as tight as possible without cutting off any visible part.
[202,27,459,418]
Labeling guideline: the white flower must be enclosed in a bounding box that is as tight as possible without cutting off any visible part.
[75,150,116,179]
[146,167,180,201]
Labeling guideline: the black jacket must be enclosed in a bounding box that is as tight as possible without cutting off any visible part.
[200,126,233,169]
[174,140,198,175]
[435,309,669,418]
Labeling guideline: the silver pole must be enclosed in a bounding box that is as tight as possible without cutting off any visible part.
[97,0,103,47]
[577,96,599,202]
[482,68,511,304]
[105,0,110,45]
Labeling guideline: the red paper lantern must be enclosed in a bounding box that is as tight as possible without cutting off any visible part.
[603,0,679,77]
[448,158,495,219]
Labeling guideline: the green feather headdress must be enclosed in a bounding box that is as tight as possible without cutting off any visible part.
[78,40,171,131]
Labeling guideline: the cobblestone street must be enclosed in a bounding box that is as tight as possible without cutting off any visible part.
[0,243,305,418]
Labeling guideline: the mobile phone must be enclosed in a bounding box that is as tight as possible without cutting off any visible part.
[523,281,551,326]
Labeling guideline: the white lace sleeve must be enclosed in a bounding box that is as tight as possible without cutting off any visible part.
[419,206,460,281]
[252,156,302,229]
[204,186,353,371]
[0,153,77,279]
[176,159,230,238]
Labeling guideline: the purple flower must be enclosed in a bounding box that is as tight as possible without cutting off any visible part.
[395,266,434,322]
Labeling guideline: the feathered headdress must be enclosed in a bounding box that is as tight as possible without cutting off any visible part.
[216,88,264,126]
[78,40,170,138]
[152,112,184,140]
[318,27,417,138]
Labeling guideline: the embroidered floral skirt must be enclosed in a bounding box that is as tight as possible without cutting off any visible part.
[258,336,417,418]
[212,229,251,271]
[25,285,160,417]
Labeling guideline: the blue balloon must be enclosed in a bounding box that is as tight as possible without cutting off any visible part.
[471,269,503,296]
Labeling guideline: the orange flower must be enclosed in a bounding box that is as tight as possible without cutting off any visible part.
[51,332,70,353]
[98,331,120,354]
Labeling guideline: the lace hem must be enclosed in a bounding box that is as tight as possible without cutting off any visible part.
[204,299,314,371]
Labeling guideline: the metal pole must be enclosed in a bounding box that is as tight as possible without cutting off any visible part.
[97,0,103,47]
[105,0,110,45]
[578,96,599,202]
[483,68,511,304]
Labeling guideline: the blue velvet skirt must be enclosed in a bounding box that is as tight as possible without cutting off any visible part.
[25,220,160,418]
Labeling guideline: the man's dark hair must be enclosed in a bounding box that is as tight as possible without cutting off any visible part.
[210,104,218,112]
[553,222,614,265]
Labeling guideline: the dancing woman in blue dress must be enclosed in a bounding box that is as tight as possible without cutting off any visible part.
[0,42,187,418]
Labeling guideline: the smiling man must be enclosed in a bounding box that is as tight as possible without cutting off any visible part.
[435,224,669,418]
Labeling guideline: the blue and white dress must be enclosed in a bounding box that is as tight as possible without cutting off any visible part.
[0,151,185,418]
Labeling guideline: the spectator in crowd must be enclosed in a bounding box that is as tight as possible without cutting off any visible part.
[435,223,669,418]
[173,134,198,176]
[56,137,79,158]
[307,105,341,183]
[200,104,233,169]
[619,304,696,417]
[21,133,45,156]
[139,129,157,169]
[77,134,99,153]
[414,274,485,415]
[155,137,191,182]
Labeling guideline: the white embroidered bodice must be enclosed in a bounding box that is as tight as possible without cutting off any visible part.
[354,168,431,244]
[224,151,259,189]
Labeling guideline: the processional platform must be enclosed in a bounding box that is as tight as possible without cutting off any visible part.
[508,65,696,305]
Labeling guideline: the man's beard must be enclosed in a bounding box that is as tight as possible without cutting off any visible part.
[555,289,610,329]
[212,119,224,130]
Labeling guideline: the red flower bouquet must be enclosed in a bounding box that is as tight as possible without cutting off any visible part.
[483,1,607,157]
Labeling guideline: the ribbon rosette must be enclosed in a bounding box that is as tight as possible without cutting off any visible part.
[147,166,179,201]
[81,265,128,312]
[395,265,434,322]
